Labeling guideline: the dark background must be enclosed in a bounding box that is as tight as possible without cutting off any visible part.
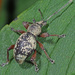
[0,0,37,30]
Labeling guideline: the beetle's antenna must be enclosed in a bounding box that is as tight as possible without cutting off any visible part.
[46,0,73,21]
[38,9,43,20]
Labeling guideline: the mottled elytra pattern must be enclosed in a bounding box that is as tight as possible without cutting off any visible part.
[13,32,36,64]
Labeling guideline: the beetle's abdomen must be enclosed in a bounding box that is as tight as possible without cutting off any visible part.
[13,32,36,64]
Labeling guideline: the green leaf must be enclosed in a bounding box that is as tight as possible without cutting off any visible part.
[0,0,75,75]
[15,0,38,16]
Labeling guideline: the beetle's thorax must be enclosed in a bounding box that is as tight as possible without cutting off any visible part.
[27,23,41,36]
[27,21,47,36]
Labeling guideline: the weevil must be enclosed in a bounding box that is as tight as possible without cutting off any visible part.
[1,0,73,72]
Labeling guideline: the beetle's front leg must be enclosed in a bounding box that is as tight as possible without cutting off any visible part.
[1,45,15,67]
[39,33,66,38]
[11,28,25,34]
[30,50,39,72]
[23,22,32,29]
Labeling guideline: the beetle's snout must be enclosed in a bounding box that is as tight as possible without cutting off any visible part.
[36,21,47,27]
[42,21,47,26]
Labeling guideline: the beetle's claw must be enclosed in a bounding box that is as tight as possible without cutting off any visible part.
[35,66,39,72]
[35,64,39,72]
[58,34,66,38]
[0,62,9,67]
[51,60,55,64]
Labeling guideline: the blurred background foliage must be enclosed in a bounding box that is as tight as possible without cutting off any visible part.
[0,0,38,30]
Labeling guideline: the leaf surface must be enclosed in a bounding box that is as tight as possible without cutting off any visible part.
[0,0,75,75]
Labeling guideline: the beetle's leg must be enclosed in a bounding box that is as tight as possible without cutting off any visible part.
[30,50,39,72]
[38,9,43,20]
[37,41,55,64]
[23,22,32,29]
[11,28,25,34]
[1,45,15,67]
[40,33,66,38]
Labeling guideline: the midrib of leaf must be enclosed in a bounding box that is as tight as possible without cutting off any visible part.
[46,15,75,75]
[60,15,75,34]
[65,51,75,75]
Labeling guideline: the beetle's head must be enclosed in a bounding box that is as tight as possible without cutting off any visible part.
[36,20,47,27]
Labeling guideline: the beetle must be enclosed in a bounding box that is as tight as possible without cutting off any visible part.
[1,0,73,72]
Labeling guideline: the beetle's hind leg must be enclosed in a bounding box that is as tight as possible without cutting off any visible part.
[30,50,39,72]
[1,45,15,67]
